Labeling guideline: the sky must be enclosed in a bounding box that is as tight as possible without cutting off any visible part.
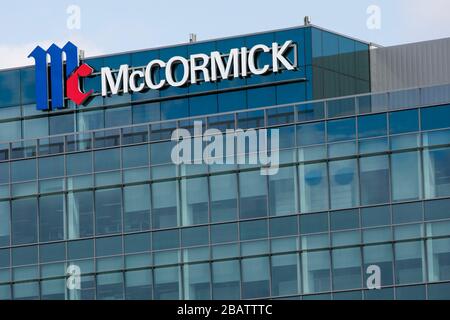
[1,0,450,69]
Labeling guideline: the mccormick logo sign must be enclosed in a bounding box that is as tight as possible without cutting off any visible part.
[29,40,297,111]
[28,42,94,110]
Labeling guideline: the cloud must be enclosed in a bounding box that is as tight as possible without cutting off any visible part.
[0,36,104,70]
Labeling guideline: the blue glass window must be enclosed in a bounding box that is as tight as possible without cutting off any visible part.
[0,201,10,247]
[40,242,65,263]
[152,229,179,251]
[268,166,296,216]
[183,263,211,299]
[66,152,92,175]
[38,155,64,179]
[152,180,178,229]
[122,144,148,168]
[125,269,152,300]
[95,148,120,172]
[96,236,123,257]
[210,174,238,222]
[210,223,238,244]
[180,177,209,226]
[95,188,122,235]
[271,254,299,296]
[105,106,131,128]
[391,152,421,201]
[421,105,450,131]
[301,250,331,294]
[327,118,356,142]
[181,226,209,247]
[124,233,151,254]
[124,184,150,232]
[49,113,74,135]
[389,109,419,134]
[242,257,270,299]
[239,170,268,219]
[0,70,20,108]
[329,159,359,209]
[363,244,394,287]
[11,159,36,182]
[67,191,94,239]
[270,216,298,237]
[132,103,160,124]
[161,99,188,120]
[300,212,329,234]
[240,219,268,241]
[424,147,450,198]
[330,209,359,231]
[299,162,329,213]
[332,247,362,290]
[297,122,325,146]
[358,113,387,138]
[212,260,240,299]
[189,95,218,116]
[154,266,180,300]
[395,241,425,284]
[360,155,390,205]
[11,198,37,245]
[39,194,65,242]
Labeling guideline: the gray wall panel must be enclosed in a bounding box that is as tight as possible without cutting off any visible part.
[371,38,450,92]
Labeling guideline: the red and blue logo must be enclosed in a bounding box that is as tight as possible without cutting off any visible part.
[28,42,94,111]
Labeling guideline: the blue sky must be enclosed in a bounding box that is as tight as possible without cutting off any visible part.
[1,0,450,69]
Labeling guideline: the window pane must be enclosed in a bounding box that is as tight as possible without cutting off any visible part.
[154,266,180,300]
[124,184,150,232]
[421,105,450,131]
[271,254,299,296]
[97,272,124,300]
[299,162,329,213]
[269,166,296,216]
[212,260,240,299]
[391,152,421,201]
[297,122,325,146]
[181,226,208,247]
[329,159,359,210]
[242,257,270,299]
[12,198,37,245]
[427,238,450,282]
[11,159,36,182]
[332,247,362,290]
[389,109,419,134]
[66,152,92,176]
[39,194,65,242]
[240,219,268,241]
[210,223,238,244]
[152,181,179,229]
[210,174,238,222]
[39,156,64,179]
[95,149,120,172]
[363,244,394,286]
[424,147,450,198]
[302,250,331,294]
[125,269,152,300]
[95,188,122,235]
[0,201,10,247]
[180,177,209,226]
[239,171,268,219]
[395,241,425,285]
[358,113,387,138]
[153,229,179,251]
[183,263,211,300]
[327,118,356,142]
[360,155,390,205]
[122,144,148,168]
[67,191,94,239]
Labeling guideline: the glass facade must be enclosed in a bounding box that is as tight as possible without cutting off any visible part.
[0,25,449,300]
